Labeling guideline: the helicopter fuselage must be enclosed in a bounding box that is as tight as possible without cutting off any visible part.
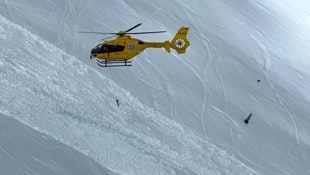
[78,24,189,66]
[90,35,170,61]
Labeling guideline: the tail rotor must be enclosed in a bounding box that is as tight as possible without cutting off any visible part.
[170,27,190,54]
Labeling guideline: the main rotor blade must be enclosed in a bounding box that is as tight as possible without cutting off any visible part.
[101,34,118,41]
[77,31,118,35]
[125,31,166,34]
[124,23,142,33]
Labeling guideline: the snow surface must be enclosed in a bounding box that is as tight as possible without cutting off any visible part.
[0,14,257,175]
[0,114,117,175]
[1,0,310,175]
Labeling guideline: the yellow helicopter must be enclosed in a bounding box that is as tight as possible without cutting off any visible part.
[78,23,190,67]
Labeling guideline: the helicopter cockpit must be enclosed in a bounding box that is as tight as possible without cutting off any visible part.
[91,44,125,55]
[91,44,106,55]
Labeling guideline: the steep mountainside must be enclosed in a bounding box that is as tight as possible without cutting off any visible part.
[1,0,310,174]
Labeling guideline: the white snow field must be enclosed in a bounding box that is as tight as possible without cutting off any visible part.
[0,114,117,175]
[1,0,310,175]
[0,14,257,175]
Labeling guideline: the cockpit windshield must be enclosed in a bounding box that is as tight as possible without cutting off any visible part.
[94,44,102,49]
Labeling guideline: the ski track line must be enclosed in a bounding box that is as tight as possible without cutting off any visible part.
[210,104,240,130]
[71,0,90,53]
[156,58,177,119]
[265,76,305,159]
[177,50,240,130]
[200,36,217,139]
[250,31,271,70]
[3,0,14,21]
[200,78,208,138]
[152,61,176,121]
[250,94,261,104]
[55,0,71,45]
[217,55,228,113]
[214,55,239,129]
[236,152,290,175]
[259,41,271,71]
[201,37,233,133]
[159,68,176,120]
[168,84,178,121]
[180,3,197,27]
[174,53,210,138]
[235,153,262,174]
[252,30,304,158]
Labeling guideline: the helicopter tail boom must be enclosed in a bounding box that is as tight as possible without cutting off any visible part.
[164,41,171,53]
[170,27,190,54]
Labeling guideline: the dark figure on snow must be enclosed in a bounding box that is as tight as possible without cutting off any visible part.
[244,113,252,124]
[115,99,120,106]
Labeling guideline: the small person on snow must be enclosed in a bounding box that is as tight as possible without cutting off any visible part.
[115,98,120,106]
[257,80,261,83]
[244,113,252,124]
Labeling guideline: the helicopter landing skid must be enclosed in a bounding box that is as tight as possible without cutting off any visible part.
[96,60,132,67]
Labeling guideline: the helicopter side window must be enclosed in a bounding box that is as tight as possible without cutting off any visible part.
[107,45,125,53]
[97,44,125,53]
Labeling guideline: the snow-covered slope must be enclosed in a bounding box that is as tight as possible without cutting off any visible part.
[1,0,310,174]
[0,15,257,174]
[0,114,116,175]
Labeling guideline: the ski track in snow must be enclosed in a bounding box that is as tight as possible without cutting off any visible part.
[55,0,73,47]
[251,22,309,168]
[250,31,271,71]
[253,28,305,158]
[200,35,216,139]
[2,0,14,21]
[265,77,305,159]
[251,30,304,157]
[71,0,89,54]
[216,56,229,118]
[200,35,239,131]
[172,52,211,138]
[0,15,259,175]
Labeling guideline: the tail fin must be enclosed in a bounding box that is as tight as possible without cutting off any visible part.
[170,27,190,54]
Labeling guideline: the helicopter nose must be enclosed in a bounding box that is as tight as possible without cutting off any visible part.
[90,48,98,58]
[91,48,97,55]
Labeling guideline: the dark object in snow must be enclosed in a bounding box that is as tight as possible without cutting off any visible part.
[257,80,261,83]
[116,99,119,106]
[244,113,252,124]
